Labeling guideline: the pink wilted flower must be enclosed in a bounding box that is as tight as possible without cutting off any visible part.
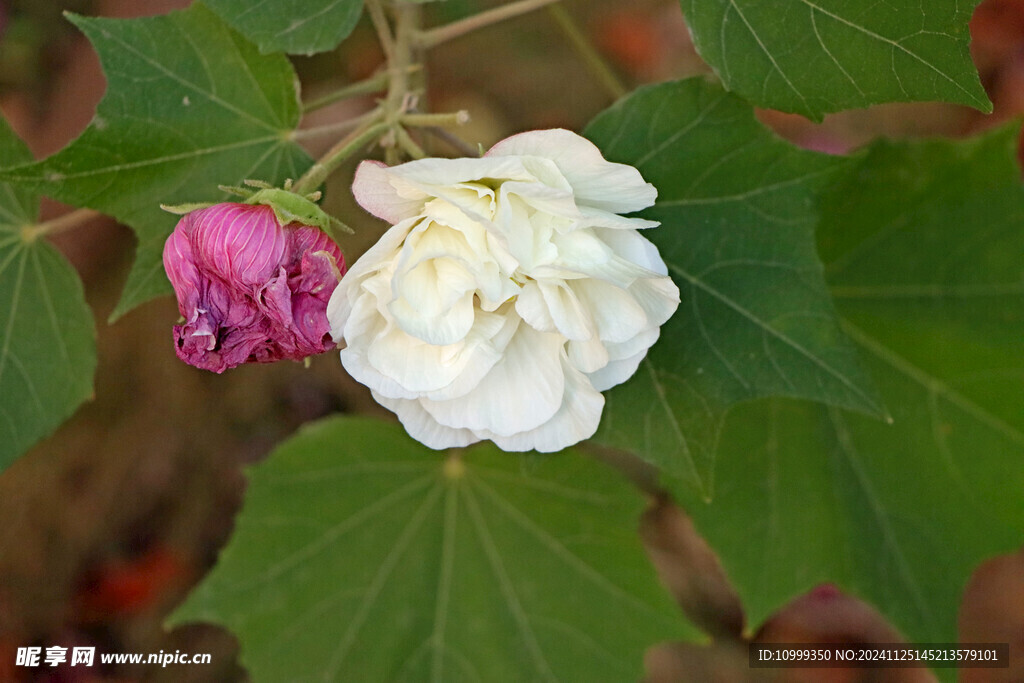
[163,202,345,373]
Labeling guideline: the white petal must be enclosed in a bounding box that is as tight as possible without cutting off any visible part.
[493,193,558,270]
[327,219,412,341]
[515,281,557,333]
[422,324,565,436]
[484,358,604,453]
[368,321,491,395]
[593,227,669,275]
[341,347,418,401]
[354,156,537,224]
[422,309,520,401]
[566,336,609,374]
[587,344,652,391]
[570,279,647,343]
[578,205,659,231]
[551,228,615,270]
[389,289,476,346]
[605,325,660,363]
[499,180,580,223]
[352,161,426,224]
[538,281,593,341]
[375,393,479,450]
[628,275,681,328]
[485,129,657,214]
[326,280,352,343]
[387,155,532,188]
[389,243,478,345]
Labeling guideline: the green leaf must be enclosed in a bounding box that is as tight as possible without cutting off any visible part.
[171,417,698,682]
[0,4,312,319]
[0,118,95,472]
[681,0,991,120]
[584,79,882,496]
[202,0,363,56]
[672,126,1024,652]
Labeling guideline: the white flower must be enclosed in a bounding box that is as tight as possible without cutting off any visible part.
[327,129,679,452]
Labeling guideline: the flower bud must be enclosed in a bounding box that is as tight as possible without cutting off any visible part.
[163,202,345,373]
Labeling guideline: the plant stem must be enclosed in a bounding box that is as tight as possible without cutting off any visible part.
[292,118,389,195]
[421,126,480,157]
[365,0,396,64]
[401,111,470,128]
[302,73,390,113]
[418,0,562,49]
[294,108,384,141]
[21,208,103,243]
[395,126,426,159]
[546,4,626,100]
[383,2,422,165]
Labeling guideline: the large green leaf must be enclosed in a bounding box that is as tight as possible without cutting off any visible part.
[672,127,1024,654]
[202,0,363,56]
[171,417,698,682]
[0,4,311,319]
[681,0,991,120]
[0,118,95,471]
[584,79,882,496]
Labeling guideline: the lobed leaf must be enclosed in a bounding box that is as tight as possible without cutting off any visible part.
[681,0,991,120]
[171,417,699,682]
[202,0,363,56]
[585,78,882,496]
[672,126,1024,656]
[0,118,95,472]
[0,4,312,319]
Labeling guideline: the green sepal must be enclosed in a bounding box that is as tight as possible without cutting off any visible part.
[159,201,216,215]
[161,179,354,236]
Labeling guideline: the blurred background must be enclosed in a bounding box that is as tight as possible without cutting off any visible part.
[0,0,1021,680]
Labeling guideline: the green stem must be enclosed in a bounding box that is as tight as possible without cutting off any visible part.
[294,108,384,141]
[401,111,470,128]
[21,208,103,243]
[546,4,626,100]
[292,118,389,195]
[302,73,390,113]
[383,2,422,165]
[421,126,480,157]
[417,0,562,49]
[365,0,396,63]
[396,126,426,159]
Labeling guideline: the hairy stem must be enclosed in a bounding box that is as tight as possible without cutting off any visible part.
[418,0,562,49]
